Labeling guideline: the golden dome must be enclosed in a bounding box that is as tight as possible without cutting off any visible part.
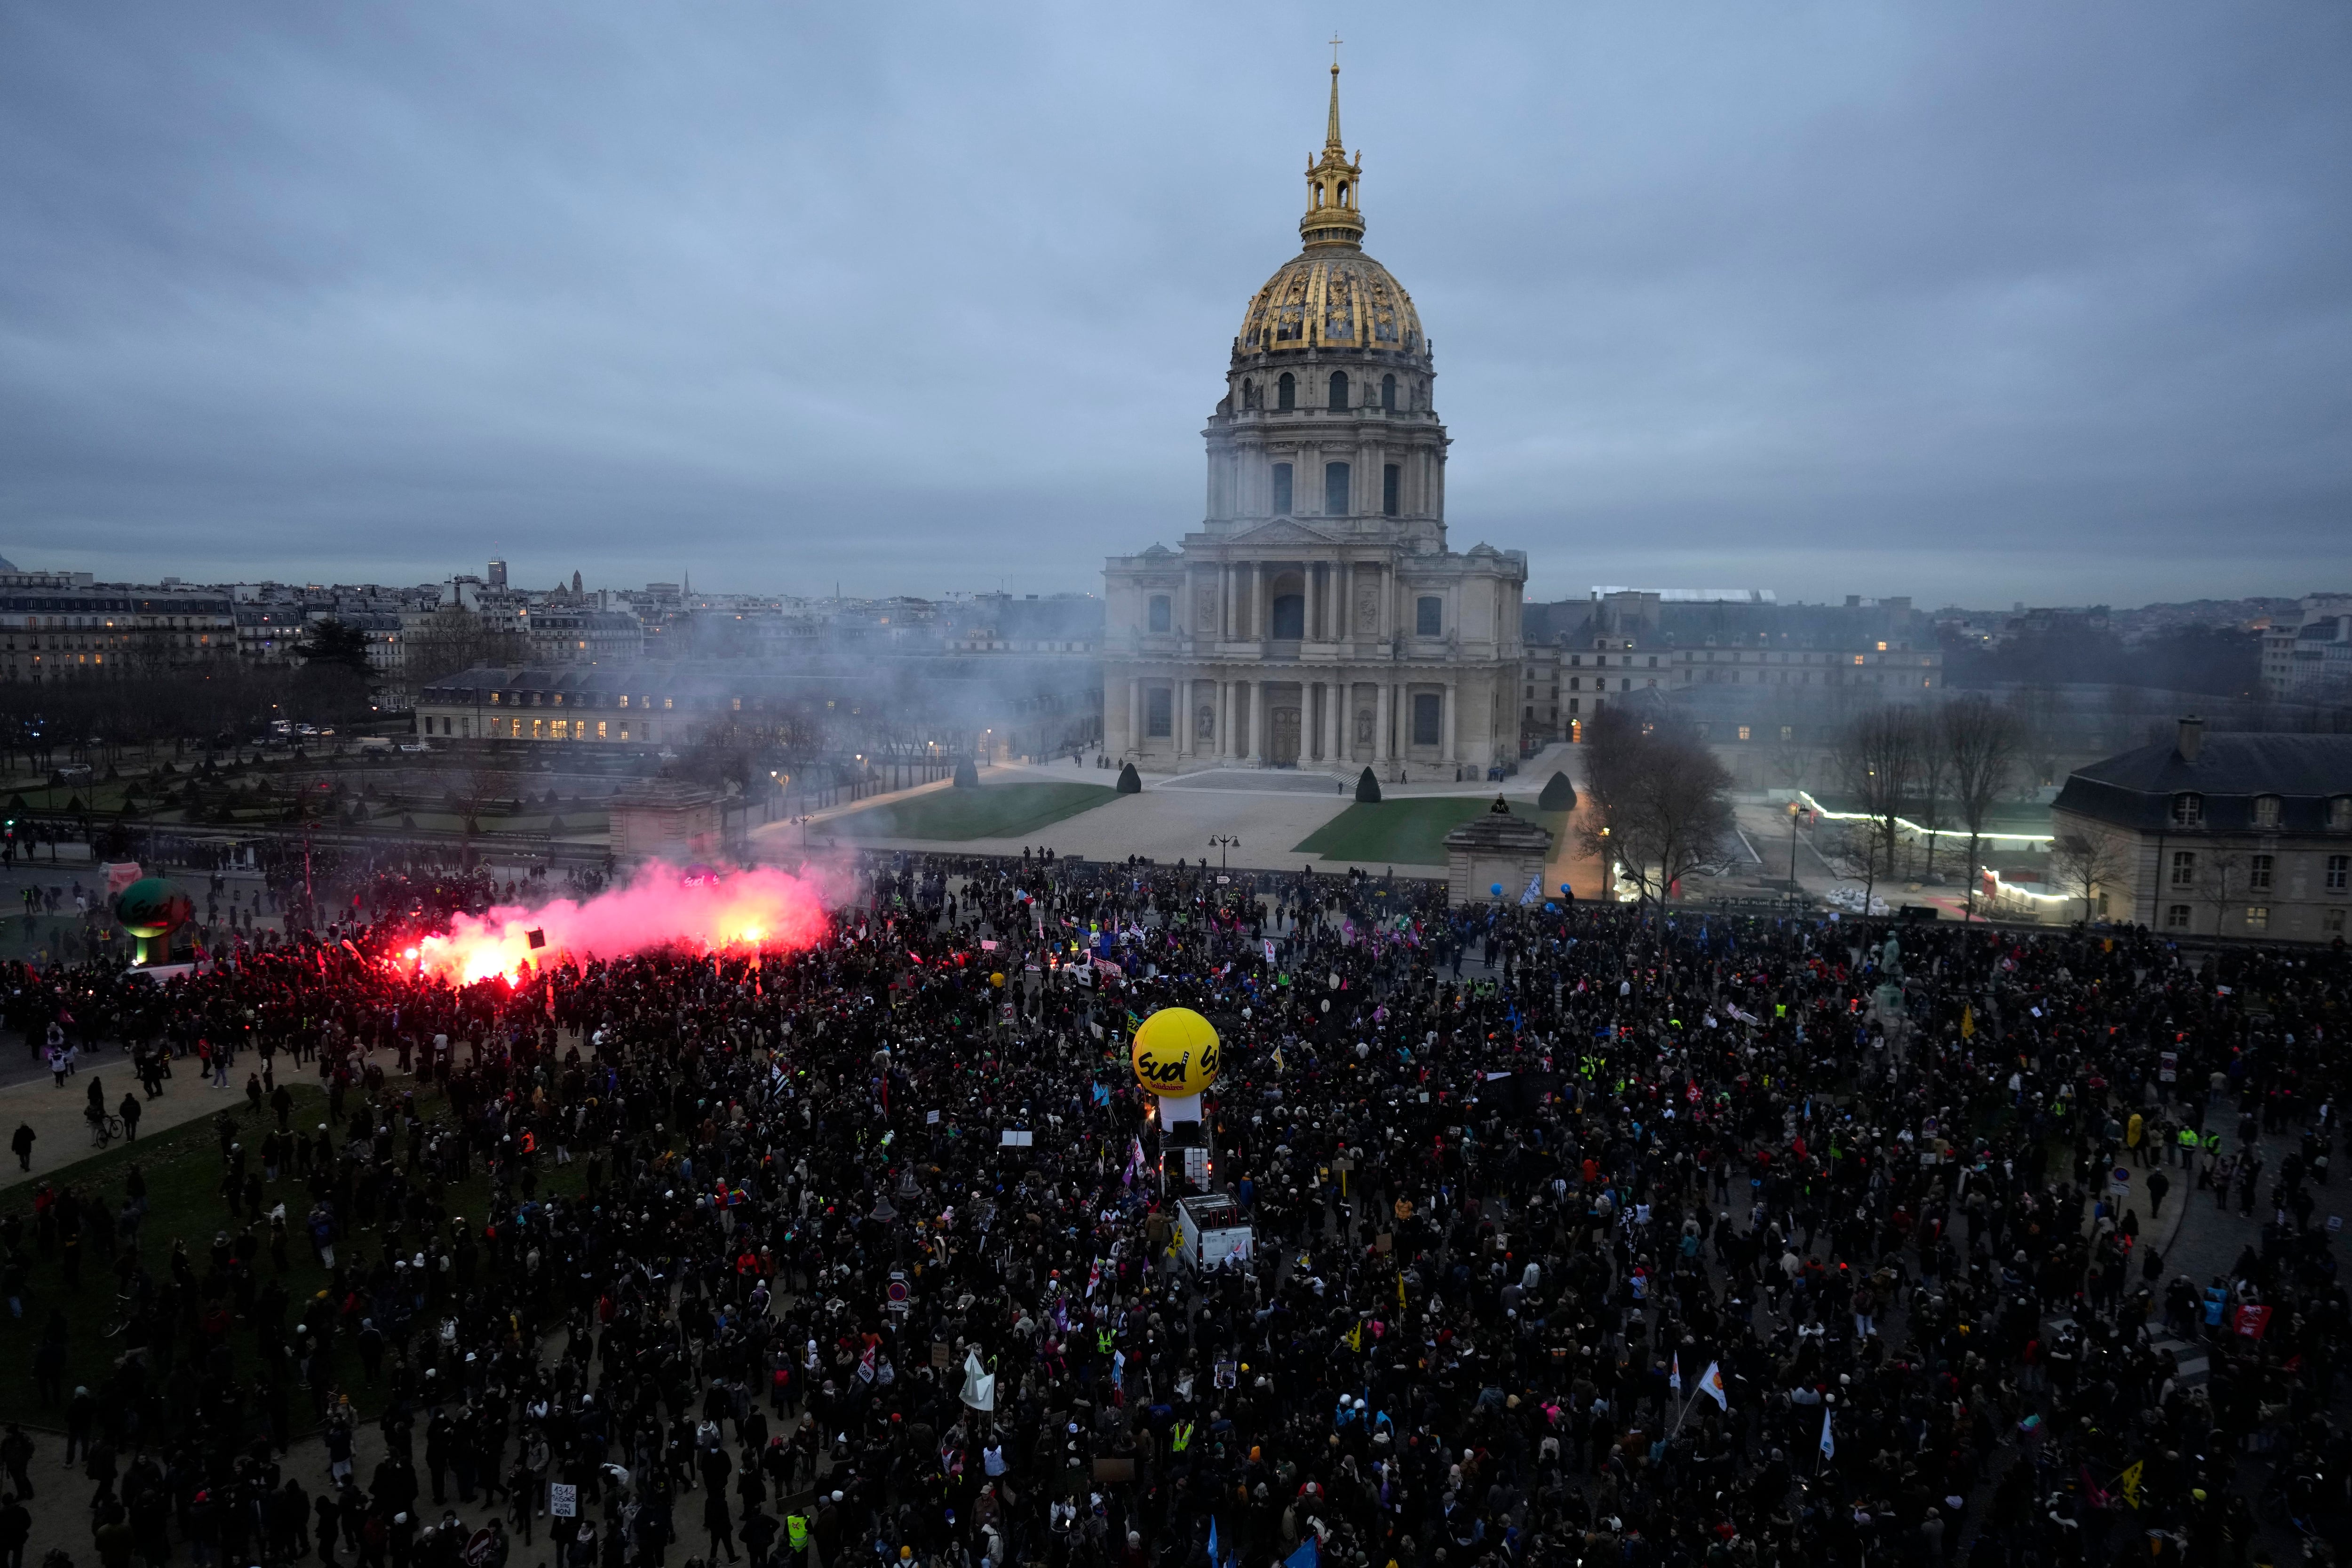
[1237,250,1425,360]
[1234,58,1426,364]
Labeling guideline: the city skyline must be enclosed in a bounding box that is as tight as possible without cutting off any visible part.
[3,5,2348,604]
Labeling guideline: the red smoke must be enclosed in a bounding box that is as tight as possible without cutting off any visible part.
[414,861,832,984]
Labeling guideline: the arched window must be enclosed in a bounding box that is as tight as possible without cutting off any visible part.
[1276,373,1295,411]
[1328,372,1350,411]
[1381,374,1396,411]
[1324,462,1350,515]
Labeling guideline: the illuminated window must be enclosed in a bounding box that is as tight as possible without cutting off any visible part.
[1852,655,1865,666]
[618,694,629,708]
[664,698,674,710]
[1737,726,1751,741]
[532,720,545,739]
[2245,906,2269,931]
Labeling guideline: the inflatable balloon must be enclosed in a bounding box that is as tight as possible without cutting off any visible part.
[1131,1007,1221,1097]
[114,877,193,965]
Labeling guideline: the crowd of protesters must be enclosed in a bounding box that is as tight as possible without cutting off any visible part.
[0,844,2345,1568]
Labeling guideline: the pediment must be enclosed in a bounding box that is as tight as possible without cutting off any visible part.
[1228,520,1343,549]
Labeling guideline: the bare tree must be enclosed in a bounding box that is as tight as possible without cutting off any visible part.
[1912,713,1952,882]
[1834,706,1922,917]
[1942,694,2022,923]
[2050,830,2130,925]
[1577,709,1737,909]
[2197,848,2246,936]
[406,607,530,686]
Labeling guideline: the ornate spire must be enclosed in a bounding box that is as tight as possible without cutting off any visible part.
[1300,45,1364,250]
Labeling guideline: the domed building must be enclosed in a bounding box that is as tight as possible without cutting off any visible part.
[1104,62,1527,776]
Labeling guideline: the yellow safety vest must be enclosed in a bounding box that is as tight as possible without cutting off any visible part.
[1170,1421,1194,1452]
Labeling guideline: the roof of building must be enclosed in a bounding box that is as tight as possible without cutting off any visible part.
[2053,731,2352,833]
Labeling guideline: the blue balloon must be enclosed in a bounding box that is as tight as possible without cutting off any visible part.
[1490,883,1503,896]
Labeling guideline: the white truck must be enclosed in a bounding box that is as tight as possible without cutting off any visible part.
[1174,1194,1255,1271]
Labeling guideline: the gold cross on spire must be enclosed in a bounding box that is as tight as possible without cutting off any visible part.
[1329,32,1343,67]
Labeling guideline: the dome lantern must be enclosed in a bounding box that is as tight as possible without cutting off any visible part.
[1300,52,1365,251]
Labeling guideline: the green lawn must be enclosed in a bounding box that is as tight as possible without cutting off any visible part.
[1294,796,1568,867]
[0,1078,588,1431]
[828,781,1121,842]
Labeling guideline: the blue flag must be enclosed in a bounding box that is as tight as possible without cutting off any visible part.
[1286,1542,1319,1568]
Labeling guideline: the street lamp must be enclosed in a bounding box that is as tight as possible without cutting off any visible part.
[1208,834,1239,869]
[1787,799,1803,907]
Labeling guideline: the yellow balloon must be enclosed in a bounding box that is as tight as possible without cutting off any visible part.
[1132,1007,1221,1097]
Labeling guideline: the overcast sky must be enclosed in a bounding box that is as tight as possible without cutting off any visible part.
[2,4,2347,608]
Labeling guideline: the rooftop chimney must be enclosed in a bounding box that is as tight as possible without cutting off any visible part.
[2177,716,2204,763]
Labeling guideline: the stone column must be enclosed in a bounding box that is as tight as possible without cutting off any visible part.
[1305,563,1319,643]
[1220,565,1233,641]
[1175,678,1189,760]
[1216,681,1231,760]
[1374,682,1391,763]
[1330,677,1346,763]
[1127,678,1142,757]
[1248,681,1266,764]
[1443,677,1459,764]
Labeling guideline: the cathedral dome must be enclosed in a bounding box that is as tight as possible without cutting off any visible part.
[1232,60,1426,366]
[1237,248,1425,362]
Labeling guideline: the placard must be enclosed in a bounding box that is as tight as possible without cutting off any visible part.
[549,1485,578,1520]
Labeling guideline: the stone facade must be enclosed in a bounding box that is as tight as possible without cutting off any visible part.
[1103,63,1526,779]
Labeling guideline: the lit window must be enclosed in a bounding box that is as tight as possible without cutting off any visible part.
[1737,726,1751,741]
[1852,655,1864,666]
[2245,906,2269,931]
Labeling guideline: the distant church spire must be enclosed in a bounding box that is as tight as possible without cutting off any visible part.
[1301,44,1365,250]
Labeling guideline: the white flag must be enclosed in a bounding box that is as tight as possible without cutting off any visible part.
[961,1348,996,1413]
[1819,1407,1835,1459]
[1698,1361,1728,1410]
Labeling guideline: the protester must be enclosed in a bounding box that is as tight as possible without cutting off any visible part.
[0,848,2343,1568]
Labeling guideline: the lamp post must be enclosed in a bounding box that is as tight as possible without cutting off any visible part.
[1208,834,1239,870]
[1787,800,1803,908]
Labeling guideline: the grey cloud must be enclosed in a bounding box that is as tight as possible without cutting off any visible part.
[1,2,2346,604]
